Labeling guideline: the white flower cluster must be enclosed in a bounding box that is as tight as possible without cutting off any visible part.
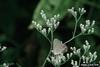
[71,60,79,67]
[70,47,81,56]
[30,10,60,36]
[82,51,97,63]
[47,54,66,66]
[78,8,86,15]
[81,40,97,63]
[32,20,47,36]
[68,7,77,18]
[68,7,86,18]
[40,10,47,21]
[83,40,91,52]
[66,52,73,59]
[70,40,97,66]
[0,45,7,52]
[41,10,60,30]
[80,20,95,34]
[40,10,60,29]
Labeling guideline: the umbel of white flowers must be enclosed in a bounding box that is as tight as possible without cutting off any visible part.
[80,20,95,34]
[70,40,97,67]
[68,7,86,18]
[29,10,60,37]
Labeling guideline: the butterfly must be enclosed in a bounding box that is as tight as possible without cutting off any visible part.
[52,38,67,55]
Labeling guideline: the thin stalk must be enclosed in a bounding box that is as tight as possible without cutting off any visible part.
[78,53,81,66]
[51,28,54,49]
[36,29,51,44]
[78,47,88,66]
[42,28,54,67]
[73,14,82,37]
[64,33,83,44]
[42,50,52,67]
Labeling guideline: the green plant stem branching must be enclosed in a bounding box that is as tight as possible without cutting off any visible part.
[42,27,54,67]
[78,48,88,66]
[64,32,83,45]
[73,14,83,37]
[36,29,51,44]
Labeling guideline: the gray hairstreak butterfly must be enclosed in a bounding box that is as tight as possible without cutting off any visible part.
[52,38,67,55]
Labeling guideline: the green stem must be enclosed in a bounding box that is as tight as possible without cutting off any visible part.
[42,50,52,67]
[51,28,54,49]
[64,33,83,44]
[78,53,81,66]
[73,14,82,37]
[78,46,89,66]
[42,28,54,67]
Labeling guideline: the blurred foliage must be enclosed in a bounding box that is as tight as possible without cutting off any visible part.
[0,0,100,67]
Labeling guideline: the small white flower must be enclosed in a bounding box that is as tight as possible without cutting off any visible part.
[91,28,94,33]
[1,46,7,51]
[91,20,95,26]
[86,20,90,27]
[82,55,86,63]
[88,29,91,34]
[48,28,51,33]
[79,8,86,15]
[73,47,76,51]
[50,18,55,23]
[71,60,74,65]
[47,57,50,62]
[74,11,77,17]
[40,10,47,21]
[93,55,97,61]
[41,28,46,35]
[83,44,87,51]
[70,47,73,50]
[67,53,70,59]
[93,51,97,61]
[54,14,60,19]
[81,8,86,13]
[54,23,57,29]
[68,7,77,18]
[61,55,66,61]
[89,52,92,56]
[32,20,36,25]
[49,54,66,66]
[86,57,89,63]
[73,51,76,54]
[74,61,78,66]
[80,24,86,33]
[56,22,60,27]
[85,40,89,45]
[93,51,97,55]
[70,53,73,57]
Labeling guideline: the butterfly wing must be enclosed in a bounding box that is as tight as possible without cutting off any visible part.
[53,39,67,55]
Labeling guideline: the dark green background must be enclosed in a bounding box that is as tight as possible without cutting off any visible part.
[0,0,100,67]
